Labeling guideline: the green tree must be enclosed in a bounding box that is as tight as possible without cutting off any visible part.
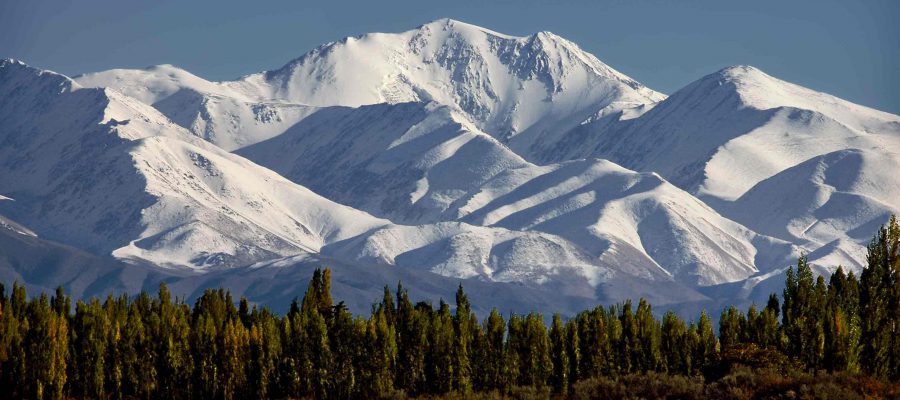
[576,308,609,379]
[661,311,690,374]
[823,267,861,373]
[564,318,580,391]
[507,313,550,388]
[328,302,361,398]
[691,311,718,373]
[634,299,661,372]
[71,298,108,399]
[222,318,250,400]
[719,306,744,351]
[156,284,193,399]
[474,308,506,392]
[395,283,427,394]
[452,285,474,393]
[306,306,332,398]
[26,294,69,400]
[859,215,900,380]
[247,308,281,399]
[302,268,333,317]
[548,313,569,394]
[360,305,396,396]
[425,300,455,394]
[50,286,69,317]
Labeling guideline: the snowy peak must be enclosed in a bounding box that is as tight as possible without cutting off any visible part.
[547,63,900,198]
[1,59,191,150]
[0,60,389,270]
[415,18,518,40]
[532,62,899,272]
[233,18,663,143]
[1,58,80,94]
[685,64,900,129]
[72,20,665,156]
[74,63,254,105]
[409,18,647,88]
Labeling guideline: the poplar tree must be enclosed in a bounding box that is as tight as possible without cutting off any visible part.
[71,298,108,399]
[26,294,68,400]
[661,311,689,374]
[564,319,580,392]
[618,301,637,373]
[859,215,899,380]
[515,313,551,388]
[361,306,396,396]
[2,283,27,398]
[425,300,454,394]
[548,313,568,394]
[576,308,608,379]
[475,308,506,392]
[452,285,474,393]
[156,284,192,399]
[252,307,281,399]
[823,270,860,374]
[693,311,718,373]
[719,306,743,351]
[634,299,661,372]
[395,283,426,394]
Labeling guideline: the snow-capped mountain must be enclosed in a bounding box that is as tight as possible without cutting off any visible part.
[1,59,711,297]
[237,101,529,224]
[237,101,798,286]
[540,66,900,198]
[74,64,320,151]
[3,19,898,314]
[723,148,900,270]
[232,18,664,147]
[0,59,389,269]
[535,65,900,270]
[74,19,664,156]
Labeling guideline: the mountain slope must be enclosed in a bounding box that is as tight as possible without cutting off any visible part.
[532,65,900,268]
[74,64,318,151]
[5,59,716,294]
[6,18,897,312]
[722,148,900,270]
[540,66,900,200]
[75,19,664,156]
[0,59,389,269]
[239,101,799,286]
[238,101,529,224]
[234,19,664,144]
[451,159,799,285]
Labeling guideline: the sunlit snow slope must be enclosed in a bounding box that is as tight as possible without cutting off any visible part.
[0,59,388,269]
[2,59,711,297]
[5,18,899,310]
[239,102,799,286]
[75,18,664,157]
[538,65,900,270]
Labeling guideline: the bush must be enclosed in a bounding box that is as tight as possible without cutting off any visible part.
[567,368,900,400]
[572,372,704,400]
[704,343,801,381]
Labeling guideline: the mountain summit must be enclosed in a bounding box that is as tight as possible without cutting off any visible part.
[4,20,898,314]
[236,18,664,146]
[76,19,664,155]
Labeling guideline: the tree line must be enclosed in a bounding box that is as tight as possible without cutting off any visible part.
[0,216,897,399]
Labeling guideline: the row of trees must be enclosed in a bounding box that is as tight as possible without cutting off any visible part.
[0,217,897,399]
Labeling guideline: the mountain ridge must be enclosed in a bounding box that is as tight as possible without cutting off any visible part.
[2,19,898,315]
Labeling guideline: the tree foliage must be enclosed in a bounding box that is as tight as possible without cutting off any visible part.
[0,215,898,398]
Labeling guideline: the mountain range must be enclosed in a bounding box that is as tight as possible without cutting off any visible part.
[1,19,897,315]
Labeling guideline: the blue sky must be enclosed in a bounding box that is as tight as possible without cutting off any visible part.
[2,0,898,113]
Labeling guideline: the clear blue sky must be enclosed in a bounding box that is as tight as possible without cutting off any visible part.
[2,0,898,114]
